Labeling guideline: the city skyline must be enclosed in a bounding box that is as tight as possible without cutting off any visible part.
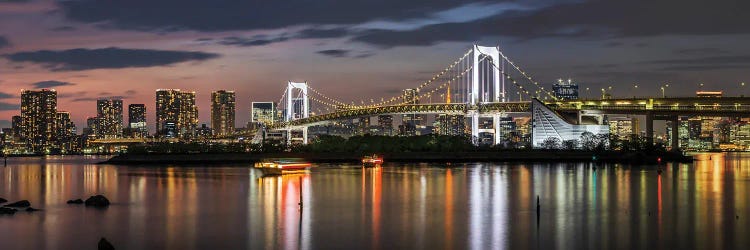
[2,0,750,129]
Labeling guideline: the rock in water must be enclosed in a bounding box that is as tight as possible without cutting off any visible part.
[4,200,30,207]
[85,195,110,207]
[0,198,7,204]
[25,207,41,212]
[67,199,84,204]
[98,237,115,250]
[0,207,17,215]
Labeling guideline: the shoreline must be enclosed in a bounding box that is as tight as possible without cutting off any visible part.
[102,150,693,165]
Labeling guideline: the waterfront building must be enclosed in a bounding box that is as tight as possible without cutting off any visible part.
[400,89,422,136]
[56,111,77,153]
[96,98,123,139]
[435,114,465,136]
[514,117,531,143]
[211,90,236,136]
[608,117,639,141]
[197,124,212,138]
[531,99,608,148]
[552,79,578,100]
[11,115,22,142]
[128,104,147,137]
[496,116,516,141]
[155,89,198,139]
[20,89,57,152]
[377,115,393,136]
[251,102,277,129]
[357,117,370,135]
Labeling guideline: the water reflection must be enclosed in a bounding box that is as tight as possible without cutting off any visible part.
[0,154,749,249]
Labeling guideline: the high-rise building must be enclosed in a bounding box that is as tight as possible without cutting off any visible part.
[435,114,465,136]
[496,116,516,141]
[20,89,57,151]
[211,90,236,136]
[155,89,198,139]
[377,115,393,136]
[84,117,98,136]
[608,117,639,141]
[56,112,76,138]
[56,111,77,153]
[552,79,579,100]
[96,98,123,139]
[401,89,422,136]
[128,104,147,137]
[11,115,22,141]
[251,102,277,129]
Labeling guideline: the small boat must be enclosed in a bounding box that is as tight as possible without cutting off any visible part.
[255,158,312,175]
[362,154,383,167]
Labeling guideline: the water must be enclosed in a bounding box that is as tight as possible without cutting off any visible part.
[1,154,749,249]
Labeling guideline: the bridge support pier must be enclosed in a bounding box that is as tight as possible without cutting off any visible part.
[285,127,309,146]
[670,116,679,151]
[646,113,654,146]
[493,114,502,145]
[470,112,479,144]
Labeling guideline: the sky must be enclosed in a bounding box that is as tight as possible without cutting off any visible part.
[1,0,749,130]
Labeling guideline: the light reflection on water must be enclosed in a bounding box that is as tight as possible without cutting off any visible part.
[0,153,749,249]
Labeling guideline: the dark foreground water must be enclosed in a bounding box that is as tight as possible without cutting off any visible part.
[1,153,749,249]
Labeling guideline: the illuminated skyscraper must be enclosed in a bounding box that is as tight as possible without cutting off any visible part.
[435,114,465,136]
[11,115,22,142]
[608,117,639,141]
[251,102,277,128]
[128,104,147,137]
[156,89,198,139]
[211,90,236,136]
[96,98,123,139]
[401,89,422,136]
[377,115,393,136]
[56,111,77,153]
[20,89,57,151]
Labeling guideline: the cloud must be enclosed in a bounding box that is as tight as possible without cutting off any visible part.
[316,49,350,58]
[57,91,88,99]
[0,92,14,98]
[4,47,220,71]
[58,0,483,32]
[351,0,750,47]
[648,55,750,66]
[673,48,729,55]
[218,35,290,47]
[72,95,128,102]
[31,80,76,88]
[0,0,31,2]
[0,36,10,48]
[50,26,76,32]
[0,101,19,111]
[297,28,350,39]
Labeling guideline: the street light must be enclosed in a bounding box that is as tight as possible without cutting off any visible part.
[601,88,606,99]
[661,83,669,98]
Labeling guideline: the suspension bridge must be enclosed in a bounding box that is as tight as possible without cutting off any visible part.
[258,44,750,149]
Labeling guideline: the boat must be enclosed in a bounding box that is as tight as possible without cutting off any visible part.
[361,154,383,167]
[255,158,313,175]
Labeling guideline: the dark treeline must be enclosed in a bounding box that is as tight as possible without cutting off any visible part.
[296,134,476,153]
[125,133,669,155]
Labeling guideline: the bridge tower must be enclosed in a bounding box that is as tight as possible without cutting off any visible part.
[469,45,507,145]
[283,81,310,144]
